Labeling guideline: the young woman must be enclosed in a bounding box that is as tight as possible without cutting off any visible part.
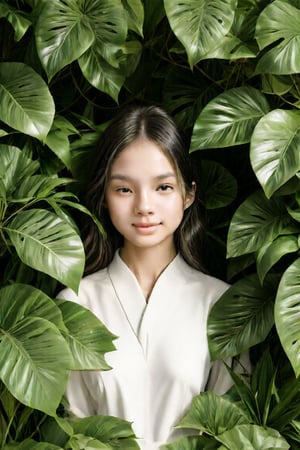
[58,105,244,449]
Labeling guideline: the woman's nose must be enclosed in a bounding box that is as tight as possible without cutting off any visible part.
[134,191,154,215]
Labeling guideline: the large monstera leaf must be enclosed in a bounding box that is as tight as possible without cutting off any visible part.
[0,284,72,415]
[0,62,55,141]
[255,0,300,74]
[190,87,270,151]
[164,0,237,67]
[250,109,300,198]
[275,258,300,378]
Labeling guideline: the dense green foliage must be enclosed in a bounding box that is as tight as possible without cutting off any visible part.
[0,0,300,448]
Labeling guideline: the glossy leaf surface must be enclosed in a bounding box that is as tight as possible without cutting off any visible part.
[164,0,236,67]
[57,299,116,370]
[208,274,276,359]
[255,0,300,74]
[0,284,72,415]
[5,209,84,293]
[227,191,295,258]
[0,63,54,140]
[275,258,300,377]
[190,87,270,151]
[250,109,300,198]
[217,424,289,449]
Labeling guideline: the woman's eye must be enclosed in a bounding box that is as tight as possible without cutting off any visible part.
[116,187,131,193]
[158,184,173,191]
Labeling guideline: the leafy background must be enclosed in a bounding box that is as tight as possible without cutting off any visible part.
[0,0,300,448]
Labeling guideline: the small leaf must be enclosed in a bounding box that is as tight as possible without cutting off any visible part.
[208,274,277,360]
[4,209,84,292]
[275,258,300,377]
[250,109,300,198]
[122,0,144,36]
[190,87,270,151]
[256,235,299,284]
[0,62,55,140]
[0,2,31,41]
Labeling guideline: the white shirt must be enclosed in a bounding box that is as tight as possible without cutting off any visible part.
[58,251,232,449]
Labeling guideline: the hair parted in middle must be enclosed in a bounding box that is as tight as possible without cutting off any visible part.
[81,103,207,275]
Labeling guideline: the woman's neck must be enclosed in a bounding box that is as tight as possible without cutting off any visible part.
[120,245,177,301]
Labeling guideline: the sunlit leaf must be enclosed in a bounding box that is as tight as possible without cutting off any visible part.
[250,109,300,198]
[4,209,84,292]
[178,391,248,435]
[190,87,270,151]
[275,258,300,377]
[70,415,138,448]
[256,235,299,284]
[3,439,63,449]
[208,274,277,359]
[216,424,289,449]
[0,62,55,140]
[227,191,295,258]
[121,0,144,36]
[0,2,31,41]
[255,0,300,74]
[164,0,237,67]
[0,284,72,415]
[56,299,116,370]
[35,0,95,80]
[0,144,39,197]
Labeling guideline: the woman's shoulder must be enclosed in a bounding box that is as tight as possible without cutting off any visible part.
[177,256,230,301]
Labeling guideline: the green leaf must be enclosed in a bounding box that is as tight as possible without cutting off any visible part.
[56,299,116,370]
[0,2,31,41]
[0,283,66,330]
[227,191,295,258]
[70,415,138,449]
[45,116,79,170]
[200,160,237,209]
[275,258,300,377]
[250,109,300,198]
[256,235,299,284]
[3,439,63,450]
[35,0,95,80]
[164,0,237,67]
[79,48,125,103]
[0,62,55,140]
[10,175,74,203]
[4,209,84,293]
[121,0,144,36]
[255,0,300,74]
[0,284,72,416]
[190,87,270,151]
[178,391,248,435]
[0,145,39,197]
[216,424,289,449]
[160,436,208,450]
[208,274,276,359]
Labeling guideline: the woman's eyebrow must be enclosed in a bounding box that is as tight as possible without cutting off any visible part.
[109,172,176,181]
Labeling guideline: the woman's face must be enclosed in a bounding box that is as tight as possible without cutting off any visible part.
[105,137,194,254]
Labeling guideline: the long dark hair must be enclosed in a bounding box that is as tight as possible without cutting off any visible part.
[82,104,206,275]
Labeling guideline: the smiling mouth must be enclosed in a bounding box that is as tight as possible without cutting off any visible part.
[132,222,161,228]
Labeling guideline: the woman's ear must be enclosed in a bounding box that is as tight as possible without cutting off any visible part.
[184,181,196,210]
